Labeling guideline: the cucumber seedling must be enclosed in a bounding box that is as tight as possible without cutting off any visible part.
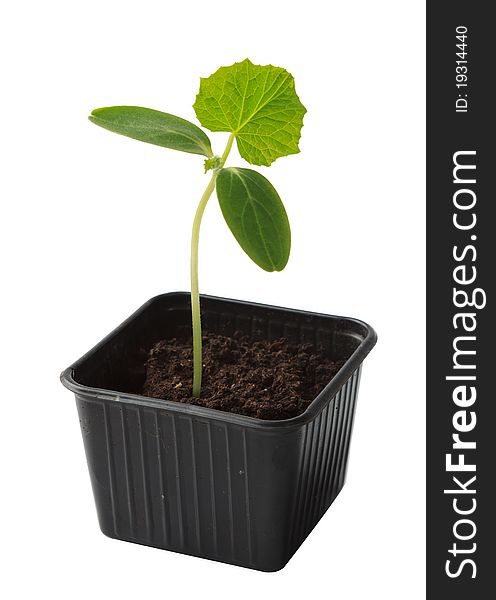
[89,59,306,398]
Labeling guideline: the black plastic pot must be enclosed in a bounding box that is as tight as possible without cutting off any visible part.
[61,293,376,571]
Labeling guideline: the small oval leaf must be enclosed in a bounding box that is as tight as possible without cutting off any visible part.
[216,167,290,271]
[89,106,212,157]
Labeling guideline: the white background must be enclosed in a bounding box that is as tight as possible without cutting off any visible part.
[1,1,425,598]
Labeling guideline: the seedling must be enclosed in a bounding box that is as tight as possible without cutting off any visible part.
[89,59,306,397]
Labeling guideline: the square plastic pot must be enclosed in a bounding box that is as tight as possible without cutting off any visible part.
[61,293,376,571]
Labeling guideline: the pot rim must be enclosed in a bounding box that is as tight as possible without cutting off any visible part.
[61,292,377,430]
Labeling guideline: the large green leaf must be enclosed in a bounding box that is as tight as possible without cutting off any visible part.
[193,59,306,167]
[216,167,290,271]
[89,106,213,157]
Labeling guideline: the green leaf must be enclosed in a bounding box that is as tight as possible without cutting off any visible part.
[216,167,290,271]
[193,59,306,166]
[89,106,213,157]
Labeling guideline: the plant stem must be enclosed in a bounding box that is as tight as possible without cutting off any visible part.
[191,133,235,398]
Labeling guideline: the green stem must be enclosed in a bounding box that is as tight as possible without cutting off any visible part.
[191,133,235,398]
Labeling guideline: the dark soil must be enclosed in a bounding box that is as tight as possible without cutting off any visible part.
[142,331,347,420]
